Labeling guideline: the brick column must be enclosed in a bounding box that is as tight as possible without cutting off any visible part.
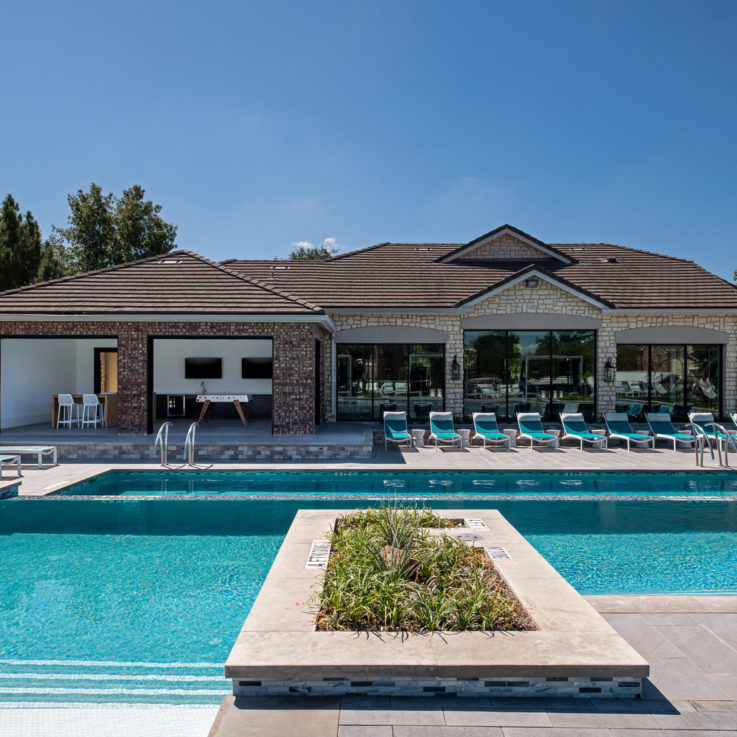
[272,325,315,435]
[597,321,617,419]
[117,326,149,435]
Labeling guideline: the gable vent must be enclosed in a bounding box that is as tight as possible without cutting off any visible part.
[159,259,184,264]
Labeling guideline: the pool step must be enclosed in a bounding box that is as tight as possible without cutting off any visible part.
[0,659,228,705]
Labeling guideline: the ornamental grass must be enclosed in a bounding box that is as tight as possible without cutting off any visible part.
[315,505,535,633]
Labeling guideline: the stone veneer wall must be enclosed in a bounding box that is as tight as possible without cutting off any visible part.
[0,320,328,435]
[330,279,737,419]
[468,233,549,260]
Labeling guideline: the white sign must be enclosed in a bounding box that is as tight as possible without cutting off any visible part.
[485,546,511,560]
[464,518,490,531]
[306,540,331,569]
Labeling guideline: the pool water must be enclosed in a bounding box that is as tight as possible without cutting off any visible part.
[60,469,737,499]
[3,472,737,705]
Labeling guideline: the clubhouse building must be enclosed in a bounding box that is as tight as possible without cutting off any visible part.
[0,225,735,436]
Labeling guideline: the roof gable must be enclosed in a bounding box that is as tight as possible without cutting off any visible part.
[439,225,573,264]
[0,250,323,315]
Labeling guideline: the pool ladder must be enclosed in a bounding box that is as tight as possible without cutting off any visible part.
[183,422,199,466]
[686,422,736,467]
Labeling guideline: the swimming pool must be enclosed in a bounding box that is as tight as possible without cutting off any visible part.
[3,470,737,705]
[58,469,737,500]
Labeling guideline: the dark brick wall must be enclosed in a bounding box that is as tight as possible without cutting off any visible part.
[0,320,329,435]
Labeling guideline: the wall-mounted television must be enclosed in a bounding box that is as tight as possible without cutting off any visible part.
[242,357,273,379]
[184,357,222,379]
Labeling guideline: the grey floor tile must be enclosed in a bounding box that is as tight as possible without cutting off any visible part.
[647,657,731,700]
[340,696,392,710]
[708,675,737,699]
[548,711,659,729]
[654,624,737,675]
[339,727,392,737]
[690,698,737,712]
[652,710,737,730]
[394,728,503,737]
[605,614,687,658]
[642,613,698,626]
[389,696,453,710]
[444,708,552,727]
[611,731,734,737]
[491,697,595,711]
[339,701,445,727]
[700,613,737,649]
[501,728,614,737]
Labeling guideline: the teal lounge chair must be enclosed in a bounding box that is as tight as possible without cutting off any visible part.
[603,412,654,451]
[688,412,737,453]
[560,412,607,451]
[428,411,462,450]
[472,412,510,450]
[645,413,696,453]
[383,411,413,451]
[516,412,557,450]
[0,454,21,478]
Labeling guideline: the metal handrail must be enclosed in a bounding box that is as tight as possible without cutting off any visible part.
[685,423,711,467]
[154,422,173,466]
[183,422,199,466]
[706,422,737,468]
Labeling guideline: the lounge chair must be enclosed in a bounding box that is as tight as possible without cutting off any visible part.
[383,411,413,451]
[472,412,510,450]
[645,413,696,453]
[688,413,737,453]
[0,454,22,478]
[516,412,557,450]
[603,413,654,451]
[0,445,57,469]
[428,411,462,450]
[560,413,607,451]
[730,411,737,432]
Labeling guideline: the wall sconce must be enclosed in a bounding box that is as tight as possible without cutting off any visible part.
[603,358,615,382]
[451,354,460,381]
[524,277,539,288]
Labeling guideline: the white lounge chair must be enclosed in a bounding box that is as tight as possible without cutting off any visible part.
[472,412,510,450]
[0,454,21,478]
[645,413,696,453]
[428,411,462,450]
[383,411,413,451]
[516,412,557,450]
[560,413,607,451]
[0,446,58,469]
[603,413,654,451]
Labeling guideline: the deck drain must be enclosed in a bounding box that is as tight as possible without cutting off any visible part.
[464,518,490,531]
[306,540,331,569]
[485,546,511,560]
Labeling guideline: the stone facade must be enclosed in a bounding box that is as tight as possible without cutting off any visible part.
[467,233,548,260]
[0,320,328,435]
[233,674,641,698]
[330,277,737,419]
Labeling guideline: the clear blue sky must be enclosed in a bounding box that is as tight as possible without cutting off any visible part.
[2,0,736,278]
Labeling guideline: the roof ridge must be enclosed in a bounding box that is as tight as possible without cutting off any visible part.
[183,250,324,312]
[327,241,391,261]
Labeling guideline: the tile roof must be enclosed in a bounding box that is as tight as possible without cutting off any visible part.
[224,241,737,310]
[0,251,322,315]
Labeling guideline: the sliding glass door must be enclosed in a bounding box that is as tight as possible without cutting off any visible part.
[464,330,596,421]
[336,343,445,421]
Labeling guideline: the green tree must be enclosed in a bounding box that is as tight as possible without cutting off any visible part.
[0,194,55,291]
[288,242,338,260]
[52,183,177,272]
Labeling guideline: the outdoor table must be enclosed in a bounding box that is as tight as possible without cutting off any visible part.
[196,394,250,426]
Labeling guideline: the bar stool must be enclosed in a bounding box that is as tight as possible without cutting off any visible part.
[57,394,80,428]
[81,394,105,428]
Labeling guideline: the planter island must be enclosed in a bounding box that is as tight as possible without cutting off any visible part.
[224,508,648,699]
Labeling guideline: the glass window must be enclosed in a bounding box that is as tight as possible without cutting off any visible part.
[336,344,373,421]
[616,343,722,422]
[336,343,444,421]
[687,345,721,416]
[464,330,596,421]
